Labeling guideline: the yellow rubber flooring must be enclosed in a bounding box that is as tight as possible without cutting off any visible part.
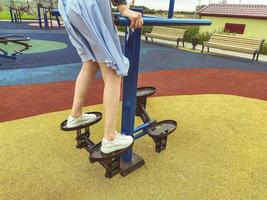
[0,94,267,200]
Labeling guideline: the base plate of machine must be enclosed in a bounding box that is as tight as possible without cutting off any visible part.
[120,153,145,177]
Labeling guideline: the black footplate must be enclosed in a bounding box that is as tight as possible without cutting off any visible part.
[136,87,156,122]
[89,142,134,178]
[89,142,134,162]
[148,120,177,153]
[136,87,156,98]
[60,112,102,131]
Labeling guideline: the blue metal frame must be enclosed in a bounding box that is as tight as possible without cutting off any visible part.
[9,7,21,23]
[115,16,211,26]
[117,14,211,163]
[50,4,211,165]
[121,26,142,162]
[37,6,61,29]
[0,53,16,60]
[168,0,175,18]
[37,5,42,29]
[9,8,14,23]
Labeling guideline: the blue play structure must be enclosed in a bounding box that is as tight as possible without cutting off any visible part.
[168,0,175,18]
[0,35,31,60]
[9,0,34,23]
[60,0,212,178]
[37,0,61,29]
[116,12,211,175]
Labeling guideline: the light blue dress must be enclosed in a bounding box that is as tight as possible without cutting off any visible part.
[58,0,130,76]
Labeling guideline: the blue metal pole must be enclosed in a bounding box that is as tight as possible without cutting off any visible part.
[168,0,175,18]
[9,8,14,23]
[37,5,42,29]
[14,10,18,23]
[44,8,48,29]
[115,16,212,26]
[121,27,142,163]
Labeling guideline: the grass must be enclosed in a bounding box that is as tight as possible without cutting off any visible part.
[0,11,11,20]
[0,10,37,20]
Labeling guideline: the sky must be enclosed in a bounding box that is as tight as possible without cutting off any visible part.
[134,0,267,11]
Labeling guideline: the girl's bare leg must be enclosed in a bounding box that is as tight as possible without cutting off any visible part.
[98,63,121,140]
[71,61,99,118]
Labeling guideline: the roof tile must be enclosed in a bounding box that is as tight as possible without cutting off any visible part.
[198,4,267,19]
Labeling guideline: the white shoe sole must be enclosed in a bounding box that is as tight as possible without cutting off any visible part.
[66,116,97,128]
[101,140,133,154]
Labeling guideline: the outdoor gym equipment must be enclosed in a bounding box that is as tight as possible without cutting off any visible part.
[60,112,130,178]
[9,0,34,23]
[60,86,177,178]
[60,0,212,178]
[59,15,211,177]
[0,35,31,60]
[36,0,61,29]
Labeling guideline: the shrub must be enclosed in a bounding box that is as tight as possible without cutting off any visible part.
[261,42,267,55]
[183,26,198,42]
[117,26,152,36]
[196,31,212,44]
[184,27,225,44]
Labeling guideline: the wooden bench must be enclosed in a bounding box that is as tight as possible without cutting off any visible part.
[201,34,265,61]
[145,26,186,48]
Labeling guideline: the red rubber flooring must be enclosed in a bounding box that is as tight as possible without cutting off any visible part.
[1,68,267,122]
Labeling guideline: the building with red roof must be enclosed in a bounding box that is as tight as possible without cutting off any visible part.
[197,4,267,39]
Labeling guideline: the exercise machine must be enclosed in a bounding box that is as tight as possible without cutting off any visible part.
[36,0,61,29]
[0,35,31,60]
[60,1,212,178]
[60,86,177,178]
[9,0,34,23]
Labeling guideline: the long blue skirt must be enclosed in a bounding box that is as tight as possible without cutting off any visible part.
[58,0,129,76]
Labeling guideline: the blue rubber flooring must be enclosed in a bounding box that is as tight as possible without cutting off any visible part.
[0,21,266,86]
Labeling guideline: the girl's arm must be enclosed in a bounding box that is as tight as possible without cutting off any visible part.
[114,1,143,29]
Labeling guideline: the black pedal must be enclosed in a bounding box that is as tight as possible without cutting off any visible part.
[148,120,177,153]
[136,87,156,111]
[136,87,156,123]
[89,142,134,178]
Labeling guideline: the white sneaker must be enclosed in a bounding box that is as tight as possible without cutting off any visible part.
[66,113,97,128]
[101,134,134,154]
[115,131,131,140]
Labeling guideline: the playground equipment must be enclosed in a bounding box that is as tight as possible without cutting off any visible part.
[9,0,34,23]
[60,0,211,178]
[36,0,61,29]
[0,35,31,60]
[60,87,177,178]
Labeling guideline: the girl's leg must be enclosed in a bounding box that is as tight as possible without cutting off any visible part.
[71,60,99,118]
[98,63,121,140]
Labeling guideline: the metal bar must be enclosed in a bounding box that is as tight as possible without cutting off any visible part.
[121,27,142,163]
[51,9,60,16]
[133,131,148,140]
[43,8,48,29]
[10,8,14,23]
[0,54,16,60]
[139,105,152,123]
[14,10,18,23]
[114,16,212,26]
[55,16,61,29]
[168,0,175,18]
[37,5,42,29]
[133,122,150,134]
[52,11,211,27]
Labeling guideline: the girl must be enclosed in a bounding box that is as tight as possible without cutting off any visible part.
[58,0,143,154]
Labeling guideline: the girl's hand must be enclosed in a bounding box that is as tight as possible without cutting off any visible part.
[117,5,143,29]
